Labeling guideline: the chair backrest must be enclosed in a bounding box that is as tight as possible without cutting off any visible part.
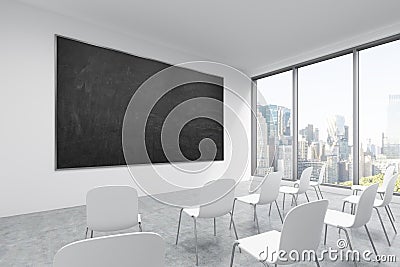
[382,165,395,188]
[53,232,164,267]
[87,186,139,231]
[258,171,283,205]
[297,167,313,194]
[198,179,236,218]
[381,174,398,206]
[353,183,379,228]
[249,167,273,194]
[278,200,329,264]
[317,164,327,185]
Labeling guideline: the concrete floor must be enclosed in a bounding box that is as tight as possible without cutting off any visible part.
[0,181,399,266]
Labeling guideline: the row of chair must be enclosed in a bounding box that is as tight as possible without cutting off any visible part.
[53,166,397,266]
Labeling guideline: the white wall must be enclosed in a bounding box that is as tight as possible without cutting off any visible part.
[0,0,252,217]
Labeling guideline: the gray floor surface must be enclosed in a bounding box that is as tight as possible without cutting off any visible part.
[1,181,399,266]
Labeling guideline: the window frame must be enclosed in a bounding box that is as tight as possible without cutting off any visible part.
[251,33,400,193]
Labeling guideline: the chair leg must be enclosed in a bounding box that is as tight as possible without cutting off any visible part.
[384,206,397,234]
[176,208,184,245]
[213,218,216,236]
[230,242,239,267]
[253,204,256,222]
[305,192,310,202]
[375,207,390,246]
[254,204,260,234]
[315,254,321,267]
[314,186,320,200]
[229,198,237,230]
[364,225,378,257]
[229,212,239,240]
[90,230,93,238]
[138,222,143,232]
[341,227,353,251]
[342,201,347,212]
[387,204,396,222]
[85,227,88,239]
[293,194,298,206]
[274,200,283,223]
[324,224,327,245]
[282,193,286,211]
[269,203,272,216]
[318,185,324,199]
[193,217,199,266]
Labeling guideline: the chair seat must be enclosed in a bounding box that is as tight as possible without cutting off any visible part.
[236,194,260,205]
[183,207,200,218]
[279,186,299,194]
[294,180,319,187]
[352,185,385,193]
[237,230,281,263]
[343,195,384,207]
[324,209,354,228]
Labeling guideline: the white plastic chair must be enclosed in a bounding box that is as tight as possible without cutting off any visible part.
[295,164,326,199]
[53,232,164,267]
[342,174,398,246]
[279,167,313,211]
[175,179,238,266]
[86,186,142,238]
[248,167,273,194]
[351,165,396,222]
[230,200,328,267]
[351,165,395,195]
[324,183,379,257]
[230,171,284,234]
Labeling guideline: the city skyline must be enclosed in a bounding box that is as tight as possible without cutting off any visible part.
[257,40,400,147]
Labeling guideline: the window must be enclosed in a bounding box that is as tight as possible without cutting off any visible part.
[253,34,400,193]
[359,40,400,192]
[255,71,293,179]
[298,55,353,184]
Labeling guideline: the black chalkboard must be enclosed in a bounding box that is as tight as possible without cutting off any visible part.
[56,36,223,169]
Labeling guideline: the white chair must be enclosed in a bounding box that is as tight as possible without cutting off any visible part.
[53,232,164,267]
[342,174,398,246]
[279,167,313,211]
[248,167,274,194]
[295,164,326,199]
[175,179,238,266]
[86,186,142,238]
[351,165,396,222]
[324,183,379,257]
[230,200,328,267]
[351,165,395,195]
[230,171,284,234]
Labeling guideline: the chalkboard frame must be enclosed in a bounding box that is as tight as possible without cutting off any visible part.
[54,34,224,170]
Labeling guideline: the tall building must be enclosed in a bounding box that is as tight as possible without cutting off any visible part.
[256,109,270,175]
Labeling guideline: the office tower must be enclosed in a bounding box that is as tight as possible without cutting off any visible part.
[298,136,308,160]
[278,106,291,137]
[314,128,320,142]
[256,109,270,175]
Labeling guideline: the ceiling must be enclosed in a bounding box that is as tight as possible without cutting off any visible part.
[16,0,400,76]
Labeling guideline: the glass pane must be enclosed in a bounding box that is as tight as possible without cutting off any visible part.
[256,71,293,179]
[360,40,400,192]
[298,55,353,185]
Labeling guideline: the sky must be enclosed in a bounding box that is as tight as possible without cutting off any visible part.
[257,40,400,148]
